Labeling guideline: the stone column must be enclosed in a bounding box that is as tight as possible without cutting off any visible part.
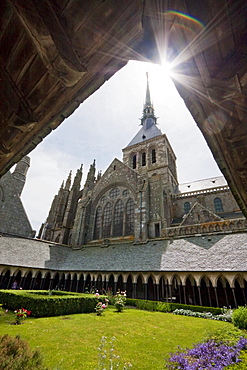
[133,283,137,299]
[144,283,148,300]
[214,287,219,307]
[207,286,212,307]
[198,286,202,306]
[232,288,237,308]
[183,286,187,304]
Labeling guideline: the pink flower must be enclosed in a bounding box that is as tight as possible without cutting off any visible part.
[102,304,106,309]
[95,293,100,297]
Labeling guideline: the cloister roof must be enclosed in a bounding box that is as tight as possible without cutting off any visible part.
[0,233,246,272]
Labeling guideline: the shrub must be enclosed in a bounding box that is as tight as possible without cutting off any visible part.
[114,291,126,312]
[0,334,47,369]
[232,306,247,329]
[205,327,246,346]
[0,290,97,317]
[173,308,233,322]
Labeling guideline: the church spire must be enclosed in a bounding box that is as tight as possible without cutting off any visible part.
[141,72,157,128]
[144,72,152,108]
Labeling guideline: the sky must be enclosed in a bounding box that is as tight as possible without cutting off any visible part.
[20,60,222,234]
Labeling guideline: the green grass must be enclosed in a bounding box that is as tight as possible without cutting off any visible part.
[0,306,239,369]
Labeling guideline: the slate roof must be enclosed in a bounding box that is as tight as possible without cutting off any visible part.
[178,176,228,193]
[0,233,246,272]
[126,123,162,147]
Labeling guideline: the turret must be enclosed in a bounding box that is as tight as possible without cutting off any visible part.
[12,156,30,196]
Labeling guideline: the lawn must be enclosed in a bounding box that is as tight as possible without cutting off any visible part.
[0,306,238,369]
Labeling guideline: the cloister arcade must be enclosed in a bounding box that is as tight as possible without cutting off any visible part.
[0,267,246,309]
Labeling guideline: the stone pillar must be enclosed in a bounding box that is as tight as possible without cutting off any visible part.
[192,285,196,305]
[156,284,159,302]
[207,286,212,307]
[168,284,172,302]
[183,286,187,304]
[133,283,137,299]
[224,288,229,307]
[144,283,148,300]
[232,288,237,308]
[214,287,219,307]
[198,286,202,306]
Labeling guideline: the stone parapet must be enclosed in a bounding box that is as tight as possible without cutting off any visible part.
[162,218,247,238]
[176,185,229,198]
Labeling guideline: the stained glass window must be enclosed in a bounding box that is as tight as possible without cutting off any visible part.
[113,199,124,236]
[125,198,135,235]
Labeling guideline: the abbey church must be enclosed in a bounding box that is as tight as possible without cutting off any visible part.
[40,76,245,246]
[0,76,246,308]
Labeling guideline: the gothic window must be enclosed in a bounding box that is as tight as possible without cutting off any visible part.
[214,197,223,212]
[142,152,146,166]
[109,188,120,199]
[113,199,124,237]
[94,206,102,239]
[184,202,190,214]
[151,149,156,163]
[123,189,129,197]
[132,155,137,169]
[102,202,112,238]
[125,198,135,235]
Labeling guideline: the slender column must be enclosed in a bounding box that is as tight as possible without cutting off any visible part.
[156,284,159,302]
[224,288,229,307]
[29,277,35,290]
[144,283,148,300]
[242,288,247,304]
[19,276,25,289]
[192,285,196,305]
[40,278,45,290]
[168,284,172,302]
[76,280,79,292]
[7,276,12,289]
[133,283,137,299]
[207,286,212,307]
[49,279,53,290]
[214,287,219,307]
[178,284,182,303]
[198,286,202,306]
[166,283,169,302]
[82,279,86,293]
[183,286,187,304]
[232,288,237,308]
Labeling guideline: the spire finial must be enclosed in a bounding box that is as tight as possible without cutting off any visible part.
[145,72,151,108]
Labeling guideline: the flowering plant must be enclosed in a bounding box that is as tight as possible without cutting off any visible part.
[166,337,247,369]
[114,290,126,312]
[14,308,31,324]
[95,293,109,316]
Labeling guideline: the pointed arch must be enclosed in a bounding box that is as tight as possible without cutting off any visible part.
[214,197,223,212]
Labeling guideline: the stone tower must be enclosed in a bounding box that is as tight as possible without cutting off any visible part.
[122,73,178,237]
[0,156,35,237]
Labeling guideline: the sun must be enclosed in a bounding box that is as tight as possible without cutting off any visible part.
[161,61,172,77]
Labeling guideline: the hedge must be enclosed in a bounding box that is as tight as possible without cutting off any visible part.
[0,290,97,317]
[126,298,222,315]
